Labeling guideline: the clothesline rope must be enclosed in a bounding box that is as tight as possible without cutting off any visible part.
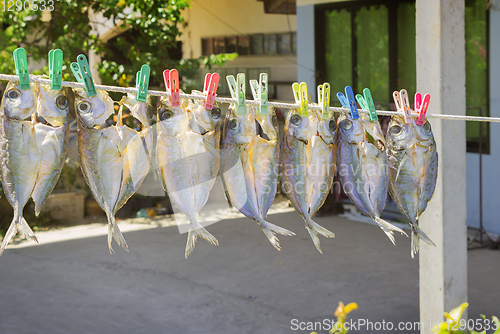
[0,73,497,123]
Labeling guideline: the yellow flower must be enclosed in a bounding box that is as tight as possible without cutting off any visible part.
[432,303,469,334]
[334,302,359,321]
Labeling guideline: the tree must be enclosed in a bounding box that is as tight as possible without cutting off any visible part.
[0,0,236,91]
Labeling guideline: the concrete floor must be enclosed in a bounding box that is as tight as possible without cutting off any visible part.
[0,212,498,334]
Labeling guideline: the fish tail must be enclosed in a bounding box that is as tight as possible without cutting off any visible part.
[410,225,436,258]
[106,213,128,254]
[305,217,335,254]
[258,220,295,251]
[374,217,408,246]
[185,219,219,259]
[0,211,38,255]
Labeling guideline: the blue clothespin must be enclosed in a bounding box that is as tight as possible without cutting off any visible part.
[336,92,349,108]
[227,73,246,116]
[48,49,63,90]
[135,64,150,102]
[250,73,269,116]
[70,54,96,97]
[13,48,30,90]
[292,82,309,117]
[317,82,330,119]
[344,86,359,119]
[355,88,378,121]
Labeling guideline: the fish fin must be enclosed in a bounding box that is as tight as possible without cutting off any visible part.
[202,140,220,159]
[395,153,407,183]
[107,214,128,254]
[305,217,335,254]
[259,220,295,251]
[374,217,408,246]
[185,221,219,259]
[410,225,436,258]
[0,214,38,255]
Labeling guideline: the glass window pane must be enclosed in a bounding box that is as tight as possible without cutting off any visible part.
[250,34,264,55]
[238,36,250,55]
[465,0,489,153]
[214,37,225,54]
[324,9,352,106]
[278,33,292,55]
[292,32,297,55]
[397,2,416,95]
[225,37,237,53]
[264,34,277,55]
[355,5,389,104]
[201,38,213,56]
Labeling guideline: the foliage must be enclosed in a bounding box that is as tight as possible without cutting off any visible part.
[310,301,358,334]
[0,0,236,91]
[432,303,500,334]
[59,157,81,193]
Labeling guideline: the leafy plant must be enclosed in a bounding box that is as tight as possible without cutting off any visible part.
[60,157,81,193]
[432,303,500,334]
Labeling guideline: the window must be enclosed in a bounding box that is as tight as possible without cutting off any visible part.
[250,34,264,55]
[316,0,489,153]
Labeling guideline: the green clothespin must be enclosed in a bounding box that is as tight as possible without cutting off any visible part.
[48,49,63,90]
[356,88,378,121]
[135,64,150,102]
[292,82,308,117]
[249,73,268,116]
[227,73,246,116]
[70,54,96,97]
[13,47,30,90]
[317,82,330,119]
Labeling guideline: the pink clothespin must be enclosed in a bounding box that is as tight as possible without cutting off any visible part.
[415,92,431,125]
[393,89,412,124]
[163,69,180,107]
[203,73,219,109]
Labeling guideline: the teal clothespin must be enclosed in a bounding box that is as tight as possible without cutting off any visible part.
[292,82,309,117]
[13,47,30,90]
[48,49,63,90]
[317,82,330,119]
[135,64,150,102]
[355,88,378,121]
[227,73,246,116]
[344,86,359,119]
[249,73,269,116]
[70,54,96,97]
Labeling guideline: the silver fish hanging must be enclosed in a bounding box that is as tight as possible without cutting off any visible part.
[281,108,337,253]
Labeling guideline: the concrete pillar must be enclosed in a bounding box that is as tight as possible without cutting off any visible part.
[296,4,316,101]
[416,1,467,332]
[88,8,102,84]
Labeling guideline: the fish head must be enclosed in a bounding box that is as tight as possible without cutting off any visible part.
[2,81,38,120]
[386,115,416,150]
[187,91,221,133]
[36,83,69,127]
[157,96,189,136]
[361,114,386,152]
[223,104,255,145]
[337,112,364,144]
[414,120,436,148]
[121,93,153,128]
[74,88,114,128]
[314,109,337,145]
[254,106,279,142]
[284,108,316,144]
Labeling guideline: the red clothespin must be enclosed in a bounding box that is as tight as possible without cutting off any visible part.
[415,92,431,125]
[163,69,180,107]
[203,73,219,109]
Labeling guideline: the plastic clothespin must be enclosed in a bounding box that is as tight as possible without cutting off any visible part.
[163,69,180,107]
[13,47,30,90]
[203,73,219,110]
[227,73,246,115]
[317,82,330,119]
[395,89,412,123]
[336,92,349,109]
[249,73,269,116]
[135,64,150,102]
[344,86,359,119]
[356,88,378,122]
[415,92,431,125]
[292,82,308,117]
[48,49,63,90]
[70,55,96,97]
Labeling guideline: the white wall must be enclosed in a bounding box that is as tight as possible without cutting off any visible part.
[465,9,500,234]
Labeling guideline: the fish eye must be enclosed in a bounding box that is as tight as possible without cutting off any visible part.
[161,109,174,121]
[7,88,20,100]
[55,95,68,110]
[229,118,240,131]
[329,120,336,132]
[390,125,402,136]
[339,119,352,130]
[423,121,431,133]
[290,114,301,126]
[272,114,278,127]
[77,101,91,113]
[210,107,221,120]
